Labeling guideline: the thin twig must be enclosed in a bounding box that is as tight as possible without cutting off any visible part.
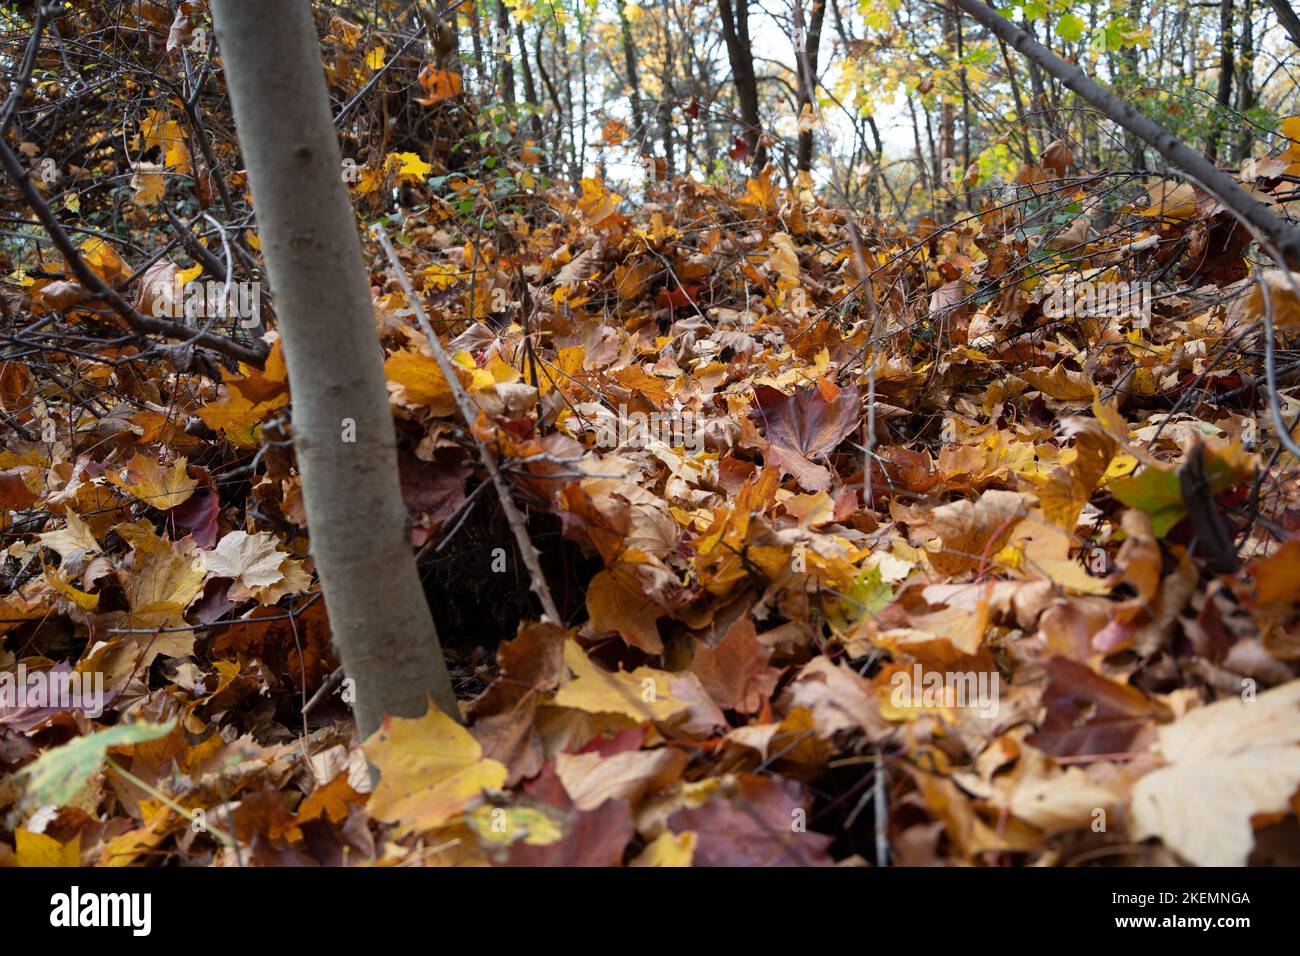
[372,224,561,623]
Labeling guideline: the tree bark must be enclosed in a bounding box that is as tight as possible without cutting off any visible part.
[718,0,765,169]
[794,0,827,172]
[1236,0,1257,162]
[1206,0,1234,162]
[658,0,676,178]
[495,0,516,106]
[617,0,647,150]
[953,0,1300,263]
[514,18,544,151]
[210,0,459,735]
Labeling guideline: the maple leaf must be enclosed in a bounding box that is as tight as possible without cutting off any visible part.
[599,116,629,145]
[690,617,780,714]
[198,340,290,446]
[1130,680,1300,866]
[15,829,80,867]
[1017,363,1095,402]
[668,774,833,866]
[925,489,1030,576]
[577,177,623,226]
[749,382,861,493]
[584,562,668,654]
[553,639,690,723]
[1037,419,1116,530]
[364,703,508,836]
[37,511,100,558]
[203,530,308,604]
[1026,657,1158,757]
[104,453,198,510]
[44,565,99,610]
[384,347,461,414]
[1249,539,1300,605]
[766,232,801,280]
[554,746,688,811]
[631,831,696,866]
[387,151,432,184]
[415,66,463,106]
[118,524,207,634]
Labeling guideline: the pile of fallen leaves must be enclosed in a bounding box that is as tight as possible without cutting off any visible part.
[4,128,1300,867]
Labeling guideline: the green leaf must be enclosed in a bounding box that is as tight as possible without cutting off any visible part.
[1110,465,1185,537]
[827,565,893,629]
[1055,12,1084,43]
[20,720,175,808]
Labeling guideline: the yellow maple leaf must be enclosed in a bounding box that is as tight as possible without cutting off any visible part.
[138,109,191,174]
[553,639,690,722]
[767,232,801,281]
[384,347,461,414]
[1037,421,1116,530]
[388,151,432,184]
[577,177,622,225]
[77,237,129,284]
[100,799,173,867]
[44,565,99,610]
[15,829,79,867]
[130,162,166,207]
[104,453,197,509]
[364,704,507,835]
[1018,363,1095,401]
[121,529,206,627]
[631,830,696,866]
[37,511,100,558]
[740,166,777,211]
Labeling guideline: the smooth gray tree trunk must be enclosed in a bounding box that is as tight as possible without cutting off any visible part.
[210,0,458,735]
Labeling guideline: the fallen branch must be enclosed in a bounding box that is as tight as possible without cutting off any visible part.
[1268,0,1300,50]
[952,0,1300,265]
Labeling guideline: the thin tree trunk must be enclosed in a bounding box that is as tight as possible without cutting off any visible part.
[998,36,1037,163]
[1206,0,1233,162]
[210,0,459,734]
[794,0,827,172]
[534,31,568,178]
[495,0,516,106]
[514,18,543,149]
[718,0,765,168]
[658,0,676,177]
[955,2,972,209]
[617,0,647,150]
[1236,0,1257,162]
[466,0,486,92]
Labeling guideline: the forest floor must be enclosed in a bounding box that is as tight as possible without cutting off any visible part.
[4,137,1300,867]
